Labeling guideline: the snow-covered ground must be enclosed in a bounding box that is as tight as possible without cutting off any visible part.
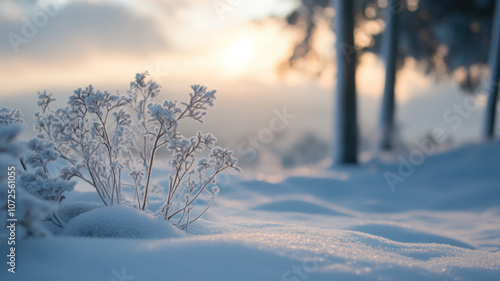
[2,141,500,281]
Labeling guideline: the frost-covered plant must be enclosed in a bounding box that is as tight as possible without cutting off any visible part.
[127,72,240,229]
[34,89,132,206]
[163,146,238,230]
[21,137,75,205]
[2,106,76,229]
[19,168,74,203]
[0,107,54,237]
[23,138,58,172]
[0,108,24,157]
[0,107,24,126]
[18,166,74,229]
[35,72,239,230]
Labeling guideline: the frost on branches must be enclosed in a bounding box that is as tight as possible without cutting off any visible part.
[20,137,75,208]
[34,72,240,230]
[0,107,55,237]
[0,107,23,126]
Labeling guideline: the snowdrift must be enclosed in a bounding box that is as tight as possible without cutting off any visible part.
[1,141,499,281]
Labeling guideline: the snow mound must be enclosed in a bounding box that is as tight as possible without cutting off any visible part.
[62,205,185,239]
[58,202,103,223]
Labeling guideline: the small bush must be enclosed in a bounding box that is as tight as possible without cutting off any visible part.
[33,72,239,230]
[0,107,55,237]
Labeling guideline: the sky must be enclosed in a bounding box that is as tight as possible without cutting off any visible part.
[0,0,497,172]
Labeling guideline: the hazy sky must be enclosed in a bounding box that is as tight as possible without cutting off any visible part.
[1,0,496,171]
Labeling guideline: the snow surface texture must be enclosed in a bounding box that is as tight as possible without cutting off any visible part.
[1,142,499,281]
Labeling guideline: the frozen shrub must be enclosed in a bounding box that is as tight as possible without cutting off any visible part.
[0,107,24,126]
[19,168,74,203]
[35,72,239,230]
[126,74,240,229]
[20,132,76,228]
[34,89,132,206]
[23,138,58,171]
[21,137,76,203]
[0,107,54,237]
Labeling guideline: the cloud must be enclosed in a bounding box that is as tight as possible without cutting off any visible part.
[0,0,168,61]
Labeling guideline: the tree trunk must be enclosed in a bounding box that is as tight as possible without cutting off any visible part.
[333,0,358,164]
[379,0,400,151]
[483,0,500,140]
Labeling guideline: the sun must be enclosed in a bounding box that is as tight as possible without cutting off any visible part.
[223,38,254,70]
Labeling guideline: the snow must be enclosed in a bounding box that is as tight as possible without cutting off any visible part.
[1,141,500,280]
[62,205,185,239]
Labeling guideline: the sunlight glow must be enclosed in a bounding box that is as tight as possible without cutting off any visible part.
[223,38,254,70]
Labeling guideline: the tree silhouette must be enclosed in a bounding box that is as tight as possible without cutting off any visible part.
[334,0,359,164]
[483,0,500,140]
[379,0,401,151]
